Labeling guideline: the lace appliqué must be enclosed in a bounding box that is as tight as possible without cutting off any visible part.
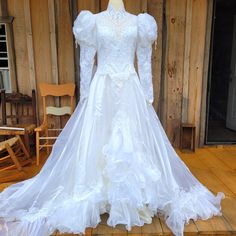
[79,45,96,101]
[137,45,154,104]
[105,8,127,39]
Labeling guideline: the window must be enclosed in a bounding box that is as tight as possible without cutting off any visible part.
[0,23,11,92]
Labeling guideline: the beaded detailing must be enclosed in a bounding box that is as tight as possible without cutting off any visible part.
[105,2,127,38]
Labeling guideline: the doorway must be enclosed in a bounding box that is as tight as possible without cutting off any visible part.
[206,0,236,144]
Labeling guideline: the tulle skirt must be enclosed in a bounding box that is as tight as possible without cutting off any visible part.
[0,70,225,236]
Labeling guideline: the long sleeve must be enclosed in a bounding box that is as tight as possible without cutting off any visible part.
[136,13,158,105]
[73,10,97,102]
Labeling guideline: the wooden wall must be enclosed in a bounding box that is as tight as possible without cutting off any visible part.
[161,0,209,147]
[0,0,211,148]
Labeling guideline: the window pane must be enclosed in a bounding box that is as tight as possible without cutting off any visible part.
[0,52,7,58]
[0,24,6,35]
[0,69,11,92]
[0,42,7,52]
[0,59,8,68]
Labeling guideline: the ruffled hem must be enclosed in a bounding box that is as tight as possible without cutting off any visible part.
[0,184,224,236]
[160,186,225,236]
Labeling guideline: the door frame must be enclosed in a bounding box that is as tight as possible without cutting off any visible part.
[199,0,215,147]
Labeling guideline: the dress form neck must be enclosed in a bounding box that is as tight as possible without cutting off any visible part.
[107,0,125,12]
[106,0,126,19]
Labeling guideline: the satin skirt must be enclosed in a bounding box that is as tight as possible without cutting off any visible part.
[0,70,224,236]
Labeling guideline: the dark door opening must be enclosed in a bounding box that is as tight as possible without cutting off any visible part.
[206,0,236,144]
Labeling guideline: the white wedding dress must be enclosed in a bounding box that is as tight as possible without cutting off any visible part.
[0,3,224,236]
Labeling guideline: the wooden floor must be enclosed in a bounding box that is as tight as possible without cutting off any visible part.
[0,146,236,235]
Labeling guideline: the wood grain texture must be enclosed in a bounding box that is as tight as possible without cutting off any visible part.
[23,0,38,123]
[55,0,75,125]
[77,0,100,13]
[0,0,8,17]
[7,0,30,94]
[30,0,53,123]
[56,0,74,85]
[24,0,36,90]
[148,0,163,114]
[164,0,186,147]
[187,0,208,148]
[182,0,192,124]
[48,0,59,84]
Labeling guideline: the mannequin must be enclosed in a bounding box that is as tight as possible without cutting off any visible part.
[108,0,125,10]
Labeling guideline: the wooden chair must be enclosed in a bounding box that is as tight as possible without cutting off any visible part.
[0,135,31,172]
[0,90,37,154]
[35,83,75,166]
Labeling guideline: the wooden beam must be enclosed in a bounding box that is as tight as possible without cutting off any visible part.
[0,0,8,17]
[48,0,59,85]
[163,0,186,147]
[24,0,36,90]
[48,0,61,129]
[24,0,39,124]
[182,0,192,124]
[187,0,208,148]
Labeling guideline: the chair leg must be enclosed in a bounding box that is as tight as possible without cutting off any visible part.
[5,143,22,171]
[17,135,30,158]
[24,132,31,154]
[45,128,50,155]
[36,131,40,166]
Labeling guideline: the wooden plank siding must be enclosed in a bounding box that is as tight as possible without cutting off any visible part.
[164,0,186,147]
[0,0,212,148]
[7,0,31,94]
[187,0,208,149]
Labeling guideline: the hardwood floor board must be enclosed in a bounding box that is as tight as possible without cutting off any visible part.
[157,214,197,235]
[221,197,236,233]
[183,220,198,235]
[92,213,127,235]
[1,149,236,236]
[181,157,210,171]
[141,216,163,235]
[211,169,236,196]
[127,225,142,234]
[194,215,232,235]
[195,148,231,171]
[0,151,48,189]
[208,148,236,171]
[158,214,173,235]
[189,168,235,197]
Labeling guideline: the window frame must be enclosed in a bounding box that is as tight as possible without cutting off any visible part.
[0,16,17,93]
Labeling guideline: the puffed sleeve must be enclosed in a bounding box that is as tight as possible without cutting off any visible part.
[136,13,158,105]
[72,10,97,102]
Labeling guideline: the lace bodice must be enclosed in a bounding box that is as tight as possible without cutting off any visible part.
[73,3,158,104]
